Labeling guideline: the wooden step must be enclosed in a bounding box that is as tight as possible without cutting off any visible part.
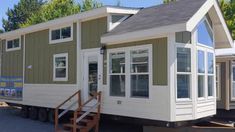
[70,117,94,124]
[63,123,86,129]
[78,111,97,116]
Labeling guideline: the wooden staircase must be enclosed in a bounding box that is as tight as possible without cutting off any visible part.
[55,90,102,132]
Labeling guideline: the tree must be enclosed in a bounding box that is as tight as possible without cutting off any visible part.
[219,0,235,39]
[2,0,44,31]
[21,0,102,27]
[81,0,102,12]
[163,0,176,4]
[0,29,3,34]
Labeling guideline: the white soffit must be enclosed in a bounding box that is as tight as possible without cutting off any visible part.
[101,23,186,45]
[215,42,235,56]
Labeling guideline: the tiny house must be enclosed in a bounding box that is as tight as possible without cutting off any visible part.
[0,0,233,126]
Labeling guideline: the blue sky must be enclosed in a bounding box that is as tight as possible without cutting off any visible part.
[0,0,162,30]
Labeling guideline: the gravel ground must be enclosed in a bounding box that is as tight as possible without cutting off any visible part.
[0,107,142,132]
[0,106,235,132]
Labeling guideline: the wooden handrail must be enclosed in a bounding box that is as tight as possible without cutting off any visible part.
[55,90,81,132]
[54,91,101,132]
[72,91,102,132]
[77,91,101,111]
[56,90,81,109]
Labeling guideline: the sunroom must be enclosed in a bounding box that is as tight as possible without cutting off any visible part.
[100,0,233,122]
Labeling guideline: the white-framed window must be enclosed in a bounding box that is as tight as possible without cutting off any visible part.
[6,37,21,52]
[197,50,205,99]
[109,52,126,97]
[216,64,221,100]
[53,53,68,81]
[176,45,192,101]
[231,62,235,100]
[108,45,152,99]
[196,15,215,99]
[49,24,73,44]
[197,16,214,48]
[207,52,214,97]
[130,49,149,98]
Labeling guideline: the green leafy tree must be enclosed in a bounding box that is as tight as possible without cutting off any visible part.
[21,0,102,27]
[81,0,103,12]
[2,0,44,31]
[163,0,176,4]
[0,29,3,34]
[219,0,235,39]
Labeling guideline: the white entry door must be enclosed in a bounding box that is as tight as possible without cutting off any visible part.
[82,49,102,106]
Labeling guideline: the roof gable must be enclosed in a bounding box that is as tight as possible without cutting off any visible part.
[103,0,206,37]
[102,0,233,49]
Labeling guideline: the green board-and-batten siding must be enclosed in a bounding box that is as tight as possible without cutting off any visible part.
[24,23,77,84]
[81,17,107,49]
[103,38,168,85]
[1,36,24,77]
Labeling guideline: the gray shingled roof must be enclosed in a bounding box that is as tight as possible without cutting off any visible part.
[103,0,207,37]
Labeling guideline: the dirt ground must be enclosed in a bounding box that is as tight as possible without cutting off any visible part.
[0,106,235,132]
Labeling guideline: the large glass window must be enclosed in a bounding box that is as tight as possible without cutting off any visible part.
[197,19,213,47]
[177,47,191,99]
[109,46,151,98]
[197,50,205,98]
[50,26,72,43]
[6,38,20,51]
[53,53,68,81]
[216,65,221,100]
[130,49,149,98]
[109,52,125,97]
[232,64,235,99]
[207,52,214,97]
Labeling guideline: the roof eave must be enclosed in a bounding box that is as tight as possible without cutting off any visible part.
[101,23,186,45]
[0,6,139,39]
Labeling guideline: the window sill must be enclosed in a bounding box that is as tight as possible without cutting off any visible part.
[6,47,21,52]
[53,78,68,82]
[49,37,73,44]
[197,97,206,101]
[207,96,215,100]
[130,96,149,99]
[176,98,192,103]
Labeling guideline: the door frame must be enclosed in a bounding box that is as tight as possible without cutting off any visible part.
[81,48,103,102]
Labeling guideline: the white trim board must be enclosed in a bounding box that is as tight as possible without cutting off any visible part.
[5,37,21,52]
[53,53,69,82]
[49,23,73,44]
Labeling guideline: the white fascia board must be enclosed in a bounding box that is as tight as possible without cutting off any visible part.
[106,7,139,14]
[101,23,186,45]
[186,0,213,32]
[186,0,233,48]
[215,46,235,56]
[0,6,139,39]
